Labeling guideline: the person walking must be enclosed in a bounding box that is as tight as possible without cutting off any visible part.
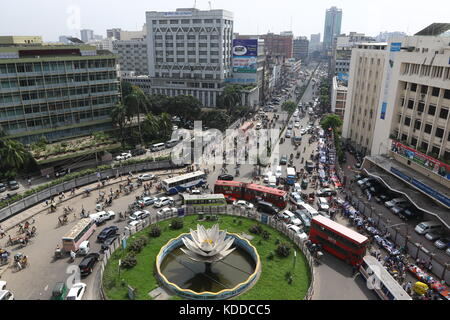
[0,225,5,238]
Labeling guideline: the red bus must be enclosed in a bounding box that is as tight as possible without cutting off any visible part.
[214,180,287,208]
[240,122,254,133]
[309,215,369,266]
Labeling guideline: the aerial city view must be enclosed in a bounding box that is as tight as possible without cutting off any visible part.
[0,0,449,306]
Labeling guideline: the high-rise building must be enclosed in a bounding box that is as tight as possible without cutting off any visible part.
[0,36,120,144]
[323,6,342,53]
[80,29,94,43]
[293,37,309,61]
[107,28,122,40]
[113,38,149,76]
[341,42,388,155]
[375,31,408,42]
[145,8,234,107]
[260,32,293,60]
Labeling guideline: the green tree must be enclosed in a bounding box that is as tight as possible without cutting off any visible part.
[158,112,173,140]
[111,103,128,144]
[124,86,150,144]
[200,109,231,131]
[167,95,202,123]
[320,114,343,132]
[121,81,133,98]
[281,100,297,114]
[142,112,160,142]
[218,85,242,115]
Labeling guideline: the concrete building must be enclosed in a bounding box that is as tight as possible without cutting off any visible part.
[58,36,71,44]
[375,31,408,42]
[120,25,147,41]
[323,6,342,53]
[341,42,388,155]
[293,36,309,62]
[80,29,94,43]
[310,33,321,53]
[0,37,120,144]
[88,38,114,52]
[107,28,122,40]
[113,39,148,75]
[145,8,234,107]
[331,76,348,117]
[0,36,42,46]
[260,33,293,60]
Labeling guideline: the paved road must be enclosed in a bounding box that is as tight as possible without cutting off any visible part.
[0,63,377,300]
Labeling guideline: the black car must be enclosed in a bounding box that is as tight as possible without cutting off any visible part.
[0,183,6,193]
[316,189,337,197]
[7,181,19,190]
[97,226,119,242]
[256,200,278,215]
[131,149,146,156]
[218,174,234,181]
[79,253,100,276]
[280,155,288,165]
[399,207,423,221]
[55,168,68,177]
[374,192,396,204]
[101,235,119,251]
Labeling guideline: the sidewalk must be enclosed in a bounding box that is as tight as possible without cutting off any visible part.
[0,167,187,233]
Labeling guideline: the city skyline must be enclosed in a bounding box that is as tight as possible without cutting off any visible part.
[1,0,449,42]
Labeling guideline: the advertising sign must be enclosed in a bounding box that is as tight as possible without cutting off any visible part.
[233,39,258,57]
[232,57,258,73]
[391,141,450,179]
[337,72,349,84]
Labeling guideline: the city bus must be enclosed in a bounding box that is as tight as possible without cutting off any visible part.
[297,201,319,217]
[61,218,97,253]
[286,167,297,186]
[240,122,254,134]
[150,143,165,152]
[182,194,227,215]
[214,180,288,208]
[309,215,369,266]
[162,171,207,195]
[359,256,412,300]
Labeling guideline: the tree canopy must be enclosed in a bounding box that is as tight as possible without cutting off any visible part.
[320,114,343,132]
[281,100,297,114]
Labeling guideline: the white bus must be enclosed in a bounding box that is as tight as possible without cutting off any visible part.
[61,218,97,253]
[162,171,207,195]
[286,167,297,186]
[182,194,227,215]
[150,143,165,152]
[359,256,412,300]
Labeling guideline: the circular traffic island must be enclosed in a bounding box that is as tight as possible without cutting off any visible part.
[102,215,311,300]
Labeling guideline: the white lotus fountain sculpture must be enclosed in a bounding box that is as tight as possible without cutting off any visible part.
[181,224,235,266]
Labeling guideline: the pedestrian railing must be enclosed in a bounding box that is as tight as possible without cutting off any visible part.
[97,205,316,300]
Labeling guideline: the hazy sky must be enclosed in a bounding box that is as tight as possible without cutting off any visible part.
[1,0,449,41]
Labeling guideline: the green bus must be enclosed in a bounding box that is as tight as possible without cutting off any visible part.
[182,194,227,215]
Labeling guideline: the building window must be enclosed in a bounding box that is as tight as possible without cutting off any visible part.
[428,105,436,116]
[444,89,450,99]
[421,142,428,151]
[414,120,421,130]
[431,146,440,157]
[410,83,417,92]
[421,85,428,95]
[411,137,417,147]
[407,100,414,109]
[432,87,440,97]
[424,124,432,134]
[435,127,444,138]
[404,117,411,126]
[417,102,425,113]
[439,108,448,120]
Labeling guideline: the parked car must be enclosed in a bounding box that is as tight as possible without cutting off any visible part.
[7,181,19,190]
[425,230,445,242]
[385,198,407,209]
[157,207,178,216]
[115,152,132,161]
[154,197,174,208]
[375,192,396,204]
[218,174,234,181]
[66,283,87,300]
[357,178,373,188]
[78,253,100,276]
[97,226,118,242]
[305,161,315,173]
[316,188,337,197]
[391,203,412,215]
[138,174,155,181]
[129,210,151,221]
[137,197,157,207]
[233,200,254,210]
[399,207,423,221]
[0,183,6,193]
[0,290,14,300]
[285,130,292,138]
[50,282,68,300]
[101,235,119,252]
[131,149,146,156]
[415,221,442,235]
[127,220,143,230]
[434,237,450,250]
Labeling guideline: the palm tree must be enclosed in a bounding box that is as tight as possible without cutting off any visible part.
[124,86,150,144]
[142,112,160,141]
[111,103,127,144]
[219,85,242,116]
[158,112,173,140]
[0,138,28,169]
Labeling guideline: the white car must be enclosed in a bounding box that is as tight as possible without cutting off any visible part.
[127,220,143,230]
[115,152,132,161]
[300,129,307,136]
[0,290,14,300]
[293,183,302,193]
[233,200,254,210]
[129,210,150,221]
[89,211,115,224]
[66,283,87,300]
[137,197,157,207]
[190,189,201,195]
[255,123,262,130]
[294,122,300,128]
[157,207,178,216]
[154,197,174,208]
[138,174,155,181]
[290,192,302,205]
[0,281,7,291]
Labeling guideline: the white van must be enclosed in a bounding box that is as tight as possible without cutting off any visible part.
[263,172,273,184]
[150,143,165,152]
[255,123,262,130]
[415,221,442,235]
[275,166,282,178]
[268,175,277,188]
[283,210,296,223]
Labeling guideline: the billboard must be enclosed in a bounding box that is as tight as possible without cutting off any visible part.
[232,39,258,74]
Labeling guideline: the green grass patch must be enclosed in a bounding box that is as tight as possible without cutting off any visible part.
[102,215,311,300]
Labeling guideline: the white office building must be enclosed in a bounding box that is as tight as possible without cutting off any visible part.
[113,39,149,75]
[145,8,234,107]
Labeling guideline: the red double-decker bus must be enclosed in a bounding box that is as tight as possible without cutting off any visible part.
[214,180,287,208]
[309,215,369,266]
